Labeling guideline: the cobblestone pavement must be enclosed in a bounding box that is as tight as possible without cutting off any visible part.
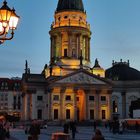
[9,126,140,140]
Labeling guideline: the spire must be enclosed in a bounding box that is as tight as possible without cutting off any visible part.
[56,0,84,12]
[25,60,28,74]
[25,60,30,74]
[93,59,101,68]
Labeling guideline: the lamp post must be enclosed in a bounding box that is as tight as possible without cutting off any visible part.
[0,0,20,44]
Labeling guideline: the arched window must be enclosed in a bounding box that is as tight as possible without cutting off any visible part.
[72,48,76,58]
[113,100,118,113]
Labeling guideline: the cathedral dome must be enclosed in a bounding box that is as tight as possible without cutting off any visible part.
[56,0,84,12]
[105,61,140,81]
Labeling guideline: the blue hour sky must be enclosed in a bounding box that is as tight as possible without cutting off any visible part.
[0,0,140,77]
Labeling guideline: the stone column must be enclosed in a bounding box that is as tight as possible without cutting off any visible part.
[73,88,77,121]
[76,34,81,58]
[60,33,62,58]
[50,37,53,59]
[84,89,89,120]
[108,90,112,120]
[88,37,91,61]
[23,94,28,120]
[85,36,88,60]
[68,32,72,57]
[121,91,126,118]
[47,88,52,120]
[60,87,66,120]
[95,90,100,120]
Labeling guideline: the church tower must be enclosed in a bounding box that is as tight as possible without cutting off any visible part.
[45,0,91,77]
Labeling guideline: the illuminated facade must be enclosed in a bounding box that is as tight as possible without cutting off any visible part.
[21,0,140,121]
[22,0,111,121]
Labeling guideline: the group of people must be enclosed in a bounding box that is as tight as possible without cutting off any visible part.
[105,120,127,134]
[63,121,77,139]
[0,121,10,140]
[25,120,40,140]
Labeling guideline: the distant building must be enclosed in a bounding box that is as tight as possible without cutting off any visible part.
[0,78,22,118]
[106,60,140,119]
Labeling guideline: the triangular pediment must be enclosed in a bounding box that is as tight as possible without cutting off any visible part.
[55,71,107,85]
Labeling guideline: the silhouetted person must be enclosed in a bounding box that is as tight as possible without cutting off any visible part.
[0,124,6,140]
[108,121,112,132]
[70,121,77,139]
[135,122,139,133]
[104,122,108,129]
[93,121,97,131]
[92,129,105,140]
[63,123,69,134]
[29,120,40,140]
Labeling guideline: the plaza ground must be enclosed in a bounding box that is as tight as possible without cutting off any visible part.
[9,126,140,140]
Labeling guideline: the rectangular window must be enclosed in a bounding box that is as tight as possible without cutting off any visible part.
[76,97,79,102]
[66,109,70,119]
[37,96,43,101]
[89,96,94,101]
[54,109,58,120]
[65,95,71,101]
[37,109,42,120]
[90,109,94,120]
[102,110,106,119]
[13,96,16,109]
[101,96,106,101]
[64,49,68,57]
[53,95,59,101]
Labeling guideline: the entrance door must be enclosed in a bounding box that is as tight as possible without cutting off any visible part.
[37,109,42,120]
[77,108,80,121]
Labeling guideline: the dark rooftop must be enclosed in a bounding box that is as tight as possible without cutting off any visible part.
[56,0,84,12]
[105,60,140,81]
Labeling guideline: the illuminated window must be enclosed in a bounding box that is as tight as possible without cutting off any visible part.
[64,15,68,19]
[113,101,118,113]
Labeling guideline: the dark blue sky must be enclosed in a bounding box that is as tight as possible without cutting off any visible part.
[0,0,140,77]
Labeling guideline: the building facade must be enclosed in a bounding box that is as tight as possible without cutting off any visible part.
[0,78,22,118]
[21,0,140,121]
[106,60,140,119]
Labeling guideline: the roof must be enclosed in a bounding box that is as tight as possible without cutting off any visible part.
[47,69,112,86]
[0,78,21,91]
[56,0,84,12]
[105,62,140,81]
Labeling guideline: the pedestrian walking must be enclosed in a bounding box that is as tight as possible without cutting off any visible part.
[91,129,105,140]
[0,124,6,140]
[93,121,97,131]
[70,121,77,139]
[135,121,139,133]
[28,120,40,140]
[63,122,69,134]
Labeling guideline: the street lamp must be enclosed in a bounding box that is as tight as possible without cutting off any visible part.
[0,0,20,44]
